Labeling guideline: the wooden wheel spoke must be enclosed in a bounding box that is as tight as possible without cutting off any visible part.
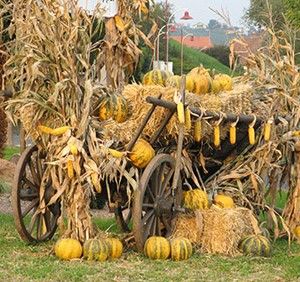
[22,198,39,218]
[156,163,167,196]
[146,184,155,202]
[156,217,162,236]
[28,160,39,186]
[144,215,155,239]
[23,177,37,190]
[142,209,154,225]
[161,169,174,195]
[151,216,158,236]
[142,203,154,209]
[36,153,43,180]
[28,211,39,235]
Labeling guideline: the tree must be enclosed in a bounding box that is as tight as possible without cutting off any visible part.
[284,0,300,28]
[244,0,285,29]
[208,19,222,29]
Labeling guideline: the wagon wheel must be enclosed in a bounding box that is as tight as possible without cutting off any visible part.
[12,145,60,243]
[133,154,182,251]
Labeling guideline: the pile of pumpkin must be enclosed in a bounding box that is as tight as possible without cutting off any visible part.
[182,189,273,257]
[142,66,233,95]
[54,235,193,262]
[54,237,123,261]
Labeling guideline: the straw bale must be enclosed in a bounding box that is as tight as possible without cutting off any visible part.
[101,83,255,146]
[171,212,204,244]
[171,206,260,256]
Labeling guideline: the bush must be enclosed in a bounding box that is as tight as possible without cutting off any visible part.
[203,45,231,67]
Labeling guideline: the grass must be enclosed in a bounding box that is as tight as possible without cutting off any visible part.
[2,146,20,160]
[168,39,233,76]
[0,213,299,282]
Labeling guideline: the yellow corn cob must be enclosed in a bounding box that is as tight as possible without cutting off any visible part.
[264,121,272,141]
[69,144,78,156]
[229,125,236,145]
[67,160,74,178]
[141,3,149,14]
[185,108,191,130]
[194,120,202,142]
[38,125,54,134]
[177,102,185,124]
[114,15,125,32]
[91,172,101,193]
[51,126,70,136]
[214,125,220,147]
[108,148,124,158]
[38,125,70,136]
[248,126,255,145]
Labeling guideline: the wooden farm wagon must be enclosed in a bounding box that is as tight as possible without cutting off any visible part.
[12,81,286,252]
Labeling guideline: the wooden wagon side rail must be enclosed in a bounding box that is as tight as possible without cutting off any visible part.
[146,96,262,124]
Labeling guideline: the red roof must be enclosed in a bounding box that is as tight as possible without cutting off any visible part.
[171,36,213,50]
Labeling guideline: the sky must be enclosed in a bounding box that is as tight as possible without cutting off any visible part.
[78,0,250,27]
[165,0,250,27]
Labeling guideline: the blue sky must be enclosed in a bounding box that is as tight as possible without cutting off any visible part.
[78,0,250,26]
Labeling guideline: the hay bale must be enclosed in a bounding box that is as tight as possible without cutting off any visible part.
[171,212,203,244]
[171,206,260,257]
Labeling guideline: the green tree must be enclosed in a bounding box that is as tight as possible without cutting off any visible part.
[244,0,285,29]
[284,0,300,28]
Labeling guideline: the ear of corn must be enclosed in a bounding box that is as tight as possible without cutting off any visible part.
[194,120,202,142]
[248,126,255,145]
[177,102,185,124]
[264,121,272,141]
[185,108,191,130]
[69,144,78,156]
[38,125,70,136]
[214,125,220,147]
[230,125,236,145]
[38,125,54,134]
[51,126,70,136]
[114,15,125,32]
[67,160,74,179]
[91,172,101,193]
[108,148,124,158]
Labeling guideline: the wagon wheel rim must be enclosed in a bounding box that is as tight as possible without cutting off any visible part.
[12,145,60,243]
[133,154,182,251]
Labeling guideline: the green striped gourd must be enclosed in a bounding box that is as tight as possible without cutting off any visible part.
[142,70,171,86]
[166,75,181,89]
[144,236,170,260]
[238,234,272,257]
[170,237,193,261]
[99,94,128,123]
[83,239,109,261]
[105,238,123,259]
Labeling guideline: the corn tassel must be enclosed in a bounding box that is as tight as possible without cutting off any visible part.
[248,126,255,145]
[67,160,74,178]
[229,125,236,145]
[214,125,220,147]
[194,120,202,142]
[177,102,185,124]
[108,148,124,158]
[264,121,272,141]
[185,108,192,130]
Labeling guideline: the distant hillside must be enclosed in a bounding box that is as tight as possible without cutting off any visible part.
[168,39,232,75]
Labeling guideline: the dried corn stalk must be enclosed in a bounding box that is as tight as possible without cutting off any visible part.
[2,0,137,242]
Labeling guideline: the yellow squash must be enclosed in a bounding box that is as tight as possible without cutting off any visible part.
[129,139,155,169]
[55,238,82,260]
